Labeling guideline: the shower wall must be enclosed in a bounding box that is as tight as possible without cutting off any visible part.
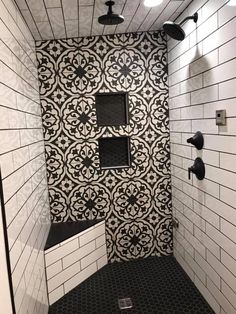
[36,31,172,262]
[168,0,236,313]
[0,0,50,313]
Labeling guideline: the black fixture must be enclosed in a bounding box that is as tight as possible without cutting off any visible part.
[163,12,198,41]
[98,1,124,25]
[187,131,204,150]
[188,157,205,180]
[95,93,129,126]
[98,136,130,169]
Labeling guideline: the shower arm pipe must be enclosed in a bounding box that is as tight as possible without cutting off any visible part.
[179,12,198,26]
[107,1,114,14]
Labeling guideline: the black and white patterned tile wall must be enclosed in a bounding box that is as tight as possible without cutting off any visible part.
[36,31,172,262]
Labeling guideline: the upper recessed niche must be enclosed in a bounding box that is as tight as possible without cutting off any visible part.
[95,93,129,126]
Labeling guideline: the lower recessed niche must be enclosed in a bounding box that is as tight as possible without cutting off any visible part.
[98,137,131,169]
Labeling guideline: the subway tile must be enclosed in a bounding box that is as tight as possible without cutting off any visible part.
[218,4,236,27]
[193,177,219,199]
[169,93,191,109]
[207,277,236,314]
[191,85,218,105]
[48,285,64,305]
[183,182,205,205]
[180,75,203,94]
[171,143,192,159]
[185,251,206,284]
[221,250,236,278]
[195,251,220,288]
[79,223,105,247]
[45,239,79,267]
[47,260,81,293]
[206,223,236,260]
[220,219,236,244]
[170,120,191,133]
[193,201,220,229]
[194,226,220,259]
[180,104,203,120]
[97,254,108,270]
[169,108,181,121]
[169,66,189,86]
[184,206,206,231]
[204,59,236,87]
[220,186,236,209]
[169,84,180,98]
[190,49,218,77]
[221,280,236,310]
[192,118,218,134]
[95,234,106,248]
[175,210,194,234]
[197,13,218,42]
[46,260,62,280]
[219,78,236,99]
[194,276,220,314]
[205,165,236,191]
[204,134,236,154]
[203,17,236,55]
[219,37,236,64]
[219,118,236,136]
[62,240,96,269]
[81,245,107,270]
[170,132,182,144]
[220,153,236,173]
[185,229,206,258]
[64,262,97,294]
[174,250,195,282]
[203,99,236,119]
[195,149,219,167]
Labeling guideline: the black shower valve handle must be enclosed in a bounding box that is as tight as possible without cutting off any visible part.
[187,131,204,150]
[188,158,205,181]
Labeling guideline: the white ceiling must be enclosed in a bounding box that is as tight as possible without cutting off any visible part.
[15,0,192,41]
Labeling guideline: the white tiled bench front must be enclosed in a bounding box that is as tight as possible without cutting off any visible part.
[44,220,107,305]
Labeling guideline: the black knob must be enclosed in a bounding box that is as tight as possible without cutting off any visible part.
[188,158,205,180]
[187,131,204,150]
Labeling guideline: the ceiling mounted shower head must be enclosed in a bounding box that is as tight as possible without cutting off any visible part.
[98,1,124,25]
[163,12,198,41]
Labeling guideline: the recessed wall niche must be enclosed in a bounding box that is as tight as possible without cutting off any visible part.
[98,137,131,169]
[95,93,129,126]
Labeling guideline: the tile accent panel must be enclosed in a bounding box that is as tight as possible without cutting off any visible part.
[0,0,50,313]
[36,31,172,263]
[168,1,236,313]
[45,220,107,305]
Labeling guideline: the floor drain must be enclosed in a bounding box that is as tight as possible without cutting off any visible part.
[118,298,133,310]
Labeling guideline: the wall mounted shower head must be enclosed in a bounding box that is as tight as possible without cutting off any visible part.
[163,12,198,41]
[98,1,124,25]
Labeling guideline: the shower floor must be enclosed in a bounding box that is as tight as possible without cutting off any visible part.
[49,256,214,314]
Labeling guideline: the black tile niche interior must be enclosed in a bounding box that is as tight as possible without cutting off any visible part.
[98,137,131,169]
[95,93,129,126]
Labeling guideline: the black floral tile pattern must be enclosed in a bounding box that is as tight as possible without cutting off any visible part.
[49,256,214,314]
[36,31,172,262]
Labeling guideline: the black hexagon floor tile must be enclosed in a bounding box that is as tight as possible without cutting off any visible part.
[49,256,214,314]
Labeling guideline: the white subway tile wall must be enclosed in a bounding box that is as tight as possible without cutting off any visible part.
[169,1,236,313]
[0,0,50,313]
[45,221,107,305]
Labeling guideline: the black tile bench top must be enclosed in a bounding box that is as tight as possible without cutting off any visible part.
[45,219,103,250]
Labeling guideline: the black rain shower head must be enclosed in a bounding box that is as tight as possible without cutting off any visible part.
[98,1,124,25]
[163,12,198,41]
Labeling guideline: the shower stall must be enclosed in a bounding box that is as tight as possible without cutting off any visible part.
[0,0,236,313]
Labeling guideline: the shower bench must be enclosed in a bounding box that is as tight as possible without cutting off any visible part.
[44,219,107,305]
